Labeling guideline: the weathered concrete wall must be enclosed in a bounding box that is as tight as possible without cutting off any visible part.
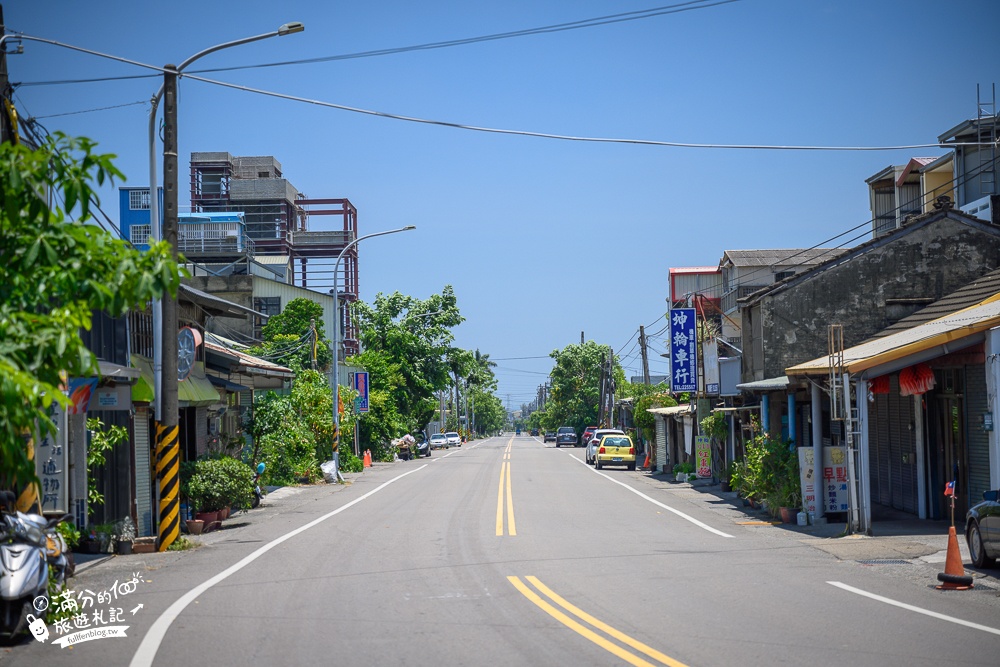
[747,213,1000,381]
[185,275,256,340]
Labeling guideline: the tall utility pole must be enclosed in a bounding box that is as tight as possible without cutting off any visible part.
[0,6,14,145]
[155,65,181,552]
[639,325,651,386]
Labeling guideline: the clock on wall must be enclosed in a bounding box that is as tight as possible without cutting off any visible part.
[177,326,202,381]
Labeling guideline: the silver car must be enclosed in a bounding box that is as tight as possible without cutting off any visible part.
[585,428,625,465]
[445,431,461,447]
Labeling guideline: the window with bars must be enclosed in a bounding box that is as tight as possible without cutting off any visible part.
[130,224,151,245]
[129,189,151,210]
[253,296,281,339]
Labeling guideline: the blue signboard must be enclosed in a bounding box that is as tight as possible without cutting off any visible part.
[669,308,698,393]
[353,371,369,413]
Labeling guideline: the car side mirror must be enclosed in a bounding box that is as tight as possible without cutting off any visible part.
[984,490,999,502]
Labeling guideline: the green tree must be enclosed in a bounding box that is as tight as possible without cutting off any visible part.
[350,287,462,441]
[250,298,332,371]
[544,341,614,434]
[0,134,182,491]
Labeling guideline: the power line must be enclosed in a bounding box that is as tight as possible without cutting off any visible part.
[28,99,147,119]
[179,70,982,152]
[14,1,739,88]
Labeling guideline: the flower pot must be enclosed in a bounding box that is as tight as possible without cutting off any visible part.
[721,481,732,493]
[116,540,133,555]
[78,539,102,554]
[195,511,218,524]
[218,507,230,520]
[779,506,796,524]
[186,519,205,535]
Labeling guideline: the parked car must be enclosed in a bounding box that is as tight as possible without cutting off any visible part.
[543,431,556,442]
[966,489,1000,568]
[580,426,598,448]
[594,433,637,470]
[555,426,577,448]
[429,433,448,449]
[585,428,625,464]
[415,434,431,457]
[445,431,461,447]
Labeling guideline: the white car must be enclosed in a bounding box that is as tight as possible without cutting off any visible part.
[429,433,449,449]
[445,431,461,447]
[585,428,625,465]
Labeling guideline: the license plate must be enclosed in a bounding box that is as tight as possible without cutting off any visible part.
[612,457,623,462]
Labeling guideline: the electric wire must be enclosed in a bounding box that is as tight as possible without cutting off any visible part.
[178,70,984,152]
[13,1,738,88]
[28,99,148,120]
[715,152,1000,292]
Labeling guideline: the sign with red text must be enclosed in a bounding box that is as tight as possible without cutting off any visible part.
[694,435,712,478]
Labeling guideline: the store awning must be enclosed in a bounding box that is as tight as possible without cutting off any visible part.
[179,362,221,407]
[130,355,155,404]
[129,356,222,407]
[785,294,1000,379]
[736,376,790,391]
[647,404,696,416]
[98,360,140,383]
[208,375,250,393]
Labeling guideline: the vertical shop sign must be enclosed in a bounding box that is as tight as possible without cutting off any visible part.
[353,371,369,413]
[798,446,849,514]
[35,402,68,513]
[669,308,697,393]
[694,435,712,478]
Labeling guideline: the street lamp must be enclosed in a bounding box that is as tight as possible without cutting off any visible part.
[149,22,305,418]
[331,225,416,479]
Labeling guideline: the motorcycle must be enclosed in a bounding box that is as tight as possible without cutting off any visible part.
[251,462,266,509]
[0,491,71,642]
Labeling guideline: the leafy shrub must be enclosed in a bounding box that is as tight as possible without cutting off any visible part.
[736,427,800,516]
[188,456,255,512]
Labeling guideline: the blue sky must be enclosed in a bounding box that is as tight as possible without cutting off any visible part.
[6,0,999,409]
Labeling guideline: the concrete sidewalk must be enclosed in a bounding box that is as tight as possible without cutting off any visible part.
[639,470,1000,590]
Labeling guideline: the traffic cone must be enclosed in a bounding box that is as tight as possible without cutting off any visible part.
[935,526,973,590]
[363,449,372,468]
[642,452,650,470]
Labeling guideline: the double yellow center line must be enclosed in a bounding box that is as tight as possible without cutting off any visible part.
[508,576,689,667]
[496,439,516,536]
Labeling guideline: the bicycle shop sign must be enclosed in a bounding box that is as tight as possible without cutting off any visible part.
[669,308,698,393]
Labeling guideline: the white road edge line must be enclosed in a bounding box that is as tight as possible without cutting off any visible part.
[569,453,733,538]
[828,581,1000,636]
[130,464,429,667]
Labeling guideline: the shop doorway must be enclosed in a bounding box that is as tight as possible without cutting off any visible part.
[928,369,968,521]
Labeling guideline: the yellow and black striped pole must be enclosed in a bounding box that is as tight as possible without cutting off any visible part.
[155,423,180,551]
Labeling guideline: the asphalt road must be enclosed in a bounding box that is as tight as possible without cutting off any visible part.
[3,434,999,666]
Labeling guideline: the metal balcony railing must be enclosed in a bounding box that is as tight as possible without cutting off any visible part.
[721,284,768,313]
[177,221,254,255]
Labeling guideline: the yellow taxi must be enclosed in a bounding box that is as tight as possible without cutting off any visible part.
[594,433,637,471]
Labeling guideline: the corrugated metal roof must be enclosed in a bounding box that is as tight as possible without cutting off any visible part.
[786,295,1000,376]
[670,266,720,274]
[204,339,295,378]
[721,248,842,267]
[875,268,1000,338]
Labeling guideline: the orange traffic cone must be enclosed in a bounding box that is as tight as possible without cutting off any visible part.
[935,526,973,590]
[642,452,650,470]
[363,449,372,468]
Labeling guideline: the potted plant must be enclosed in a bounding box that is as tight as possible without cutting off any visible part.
[721,460,737,493]
[114,517,136,555]
[672,462,694,482]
